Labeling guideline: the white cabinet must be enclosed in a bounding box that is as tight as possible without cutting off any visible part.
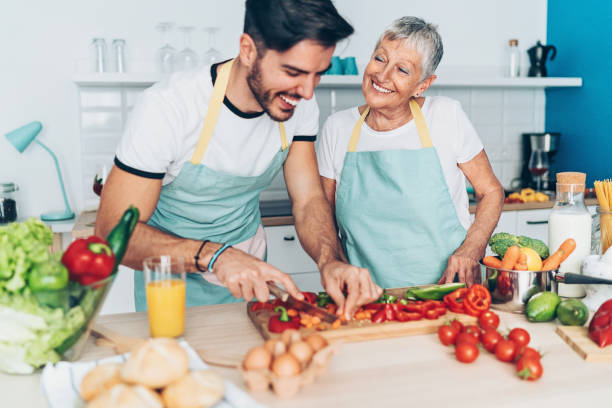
[494,211,518,235]
[265,225,323,293]
[516,209,551,245]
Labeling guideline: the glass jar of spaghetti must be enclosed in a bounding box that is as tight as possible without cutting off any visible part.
[594,180,612,255]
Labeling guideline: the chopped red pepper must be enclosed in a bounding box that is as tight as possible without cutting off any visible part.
[250,301,276,312]
[464,284,491,317]
[61,236,115,285]
[268,306,300,333]
[371,309,387,323]
[301,292,318,305]
[395,309,423,322]
[589,301,612,348]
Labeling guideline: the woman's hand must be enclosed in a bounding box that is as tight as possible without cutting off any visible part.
[438,250,481,286]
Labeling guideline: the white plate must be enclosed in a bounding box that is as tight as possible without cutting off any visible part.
[40,340,264,408]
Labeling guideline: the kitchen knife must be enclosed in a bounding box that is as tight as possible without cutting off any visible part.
[266,282,340,324]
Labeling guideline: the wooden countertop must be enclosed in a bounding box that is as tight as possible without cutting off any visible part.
[3,303,611,407]
[73,198,599,236]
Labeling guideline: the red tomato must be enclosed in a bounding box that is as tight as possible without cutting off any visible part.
[455,332,479,346]
[450,319,464,333]
[455,342,479,363]
[516,356,543,381]
[495,339,518,363]
[462,325,482,342]
[478,310,500,330]
[481,329,503,353]
[508,328,531,347]
[515,346,541,361]
[438,325,459,346]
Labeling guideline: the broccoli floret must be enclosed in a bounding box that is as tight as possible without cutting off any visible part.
[517,236,550,259]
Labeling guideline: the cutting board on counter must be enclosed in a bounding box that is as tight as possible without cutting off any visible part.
[555,326,612,362]
[247,286,476,343]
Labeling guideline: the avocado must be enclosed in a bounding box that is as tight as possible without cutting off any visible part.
[525,291,561,322]
[556,299,589,326]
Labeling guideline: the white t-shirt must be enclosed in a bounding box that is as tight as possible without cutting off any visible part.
[116,62,319,185]
[317,96,483,230]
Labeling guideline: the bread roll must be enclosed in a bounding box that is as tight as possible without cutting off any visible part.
[121,338,189,388]
[80,363,122,401]
[162,370,225,408]
[87,383,163,408]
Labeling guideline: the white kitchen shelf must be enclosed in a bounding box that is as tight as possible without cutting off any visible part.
[73,73,582,88]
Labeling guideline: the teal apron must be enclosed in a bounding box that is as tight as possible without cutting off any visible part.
[134,59,289,310]
[335,99,467,288]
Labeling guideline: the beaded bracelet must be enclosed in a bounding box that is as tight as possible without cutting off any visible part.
[194,240,209,272]
[208,243,231,272]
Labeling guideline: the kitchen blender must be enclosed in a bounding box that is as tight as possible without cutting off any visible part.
[519,133,560,192]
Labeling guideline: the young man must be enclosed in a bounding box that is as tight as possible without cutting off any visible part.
[96,0,382,318]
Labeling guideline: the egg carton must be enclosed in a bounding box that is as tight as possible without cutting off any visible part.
[240,342,339,398]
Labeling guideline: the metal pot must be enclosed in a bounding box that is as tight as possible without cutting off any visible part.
[480,262,612,313]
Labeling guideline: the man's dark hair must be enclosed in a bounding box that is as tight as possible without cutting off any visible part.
[244,0,354,53]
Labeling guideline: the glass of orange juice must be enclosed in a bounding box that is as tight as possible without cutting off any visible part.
[143,255,186,338]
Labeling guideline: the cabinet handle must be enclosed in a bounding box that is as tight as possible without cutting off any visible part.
[283,235,295,241]
[526,220,548,225]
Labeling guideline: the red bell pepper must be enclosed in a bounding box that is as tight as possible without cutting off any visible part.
[268,306,300,333]
[250,301,276,312]
[589,302,612,348]
[61,236,115,285]
[464,284,491,317]
[396,309,423,322]
[301,292,318,305]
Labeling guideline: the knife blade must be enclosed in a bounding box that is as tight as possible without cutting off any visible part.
[266,282,339,324]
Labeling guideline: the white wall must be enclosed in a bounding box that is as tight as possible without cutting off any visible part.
[0,0,547,218]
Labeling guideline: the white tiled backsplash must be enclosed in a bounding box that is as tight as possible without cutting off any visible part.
[77,85,544,208]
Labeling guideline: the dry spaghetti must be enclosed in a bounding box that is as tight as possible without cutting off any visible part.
[594,179,612,254]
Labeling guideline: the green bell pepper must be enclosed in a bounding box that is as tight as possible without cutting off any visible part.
[28,258,69,309]
[317,292,334,307]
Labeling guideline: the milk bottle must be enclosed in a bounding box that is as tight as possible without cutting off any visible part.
[548,172,591,297]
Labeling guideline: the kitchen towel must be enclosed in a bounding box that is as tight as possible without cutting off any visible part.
[40,340,265,408]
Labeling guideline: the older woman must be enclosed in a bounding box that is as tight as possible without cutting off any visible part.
[317,17,504,292]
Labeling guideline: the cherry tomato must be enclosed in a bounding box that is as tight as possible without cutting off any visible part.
[508,328,531,347]
[495,339,518,363]
[516,356,543,381]
[455,332,479,346]
[478,310,500,330]
[450,319,464,333]
[438,325,459,346]
[515,346,541,361]
[462,325,482,342]
[455,342,479,363]
[480,329,503,353]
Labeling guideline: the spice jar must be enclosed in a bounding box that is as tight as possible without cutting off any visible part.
[0,183,19,224]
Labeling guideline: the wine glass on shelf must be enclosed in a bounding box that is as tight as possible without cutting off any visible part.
[202,27,223,64]
[156,22,176,74]
[173,26,199,71]
[92,163,109,197]
[528,149,549,191]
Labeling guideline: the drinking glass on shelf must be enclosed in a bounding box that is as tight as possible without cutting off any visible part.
[202,26,223,65]
[156,22,176,74]
[143,256,186,338]
[173,26,199,71]
[528,149,549,191]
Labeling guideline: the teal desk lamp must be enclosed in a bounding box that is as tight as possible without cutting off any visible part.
[5,121,75,221]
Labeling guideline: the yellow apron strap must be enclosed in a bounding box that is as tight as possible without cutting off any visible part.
[279,122,288,151]
[408,99,433,148]
[190,59,287,163]
[190,59,234,164]
[348,106,370,152]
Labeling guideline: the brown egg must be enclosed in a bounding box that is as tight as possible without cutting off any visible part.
[304,334,328,352]
[271,353,302,377]
[242,346,272,371]
[288,341,314,365]
[280,329,301,346]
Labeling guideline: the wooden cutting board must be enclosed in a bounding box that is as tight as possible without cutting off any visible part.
[247,286,476,343]
[555,326,612,362]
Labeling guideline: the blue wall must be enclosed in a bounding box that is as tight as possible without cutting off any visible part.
[546,1,612,186]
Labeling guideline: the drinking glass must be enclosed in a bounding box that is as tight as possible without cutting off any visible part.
[174,26,199,71]
[143,256,186,338]
[528,149,549,191]
[202,26,223,65]
[156,22,176,74]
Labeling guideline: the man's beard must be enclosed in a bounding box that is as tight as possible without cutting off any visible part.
[246,59,297,122]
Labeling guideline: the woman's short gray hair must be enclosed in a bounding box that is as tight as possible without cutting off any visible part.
[375,16,443,80]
